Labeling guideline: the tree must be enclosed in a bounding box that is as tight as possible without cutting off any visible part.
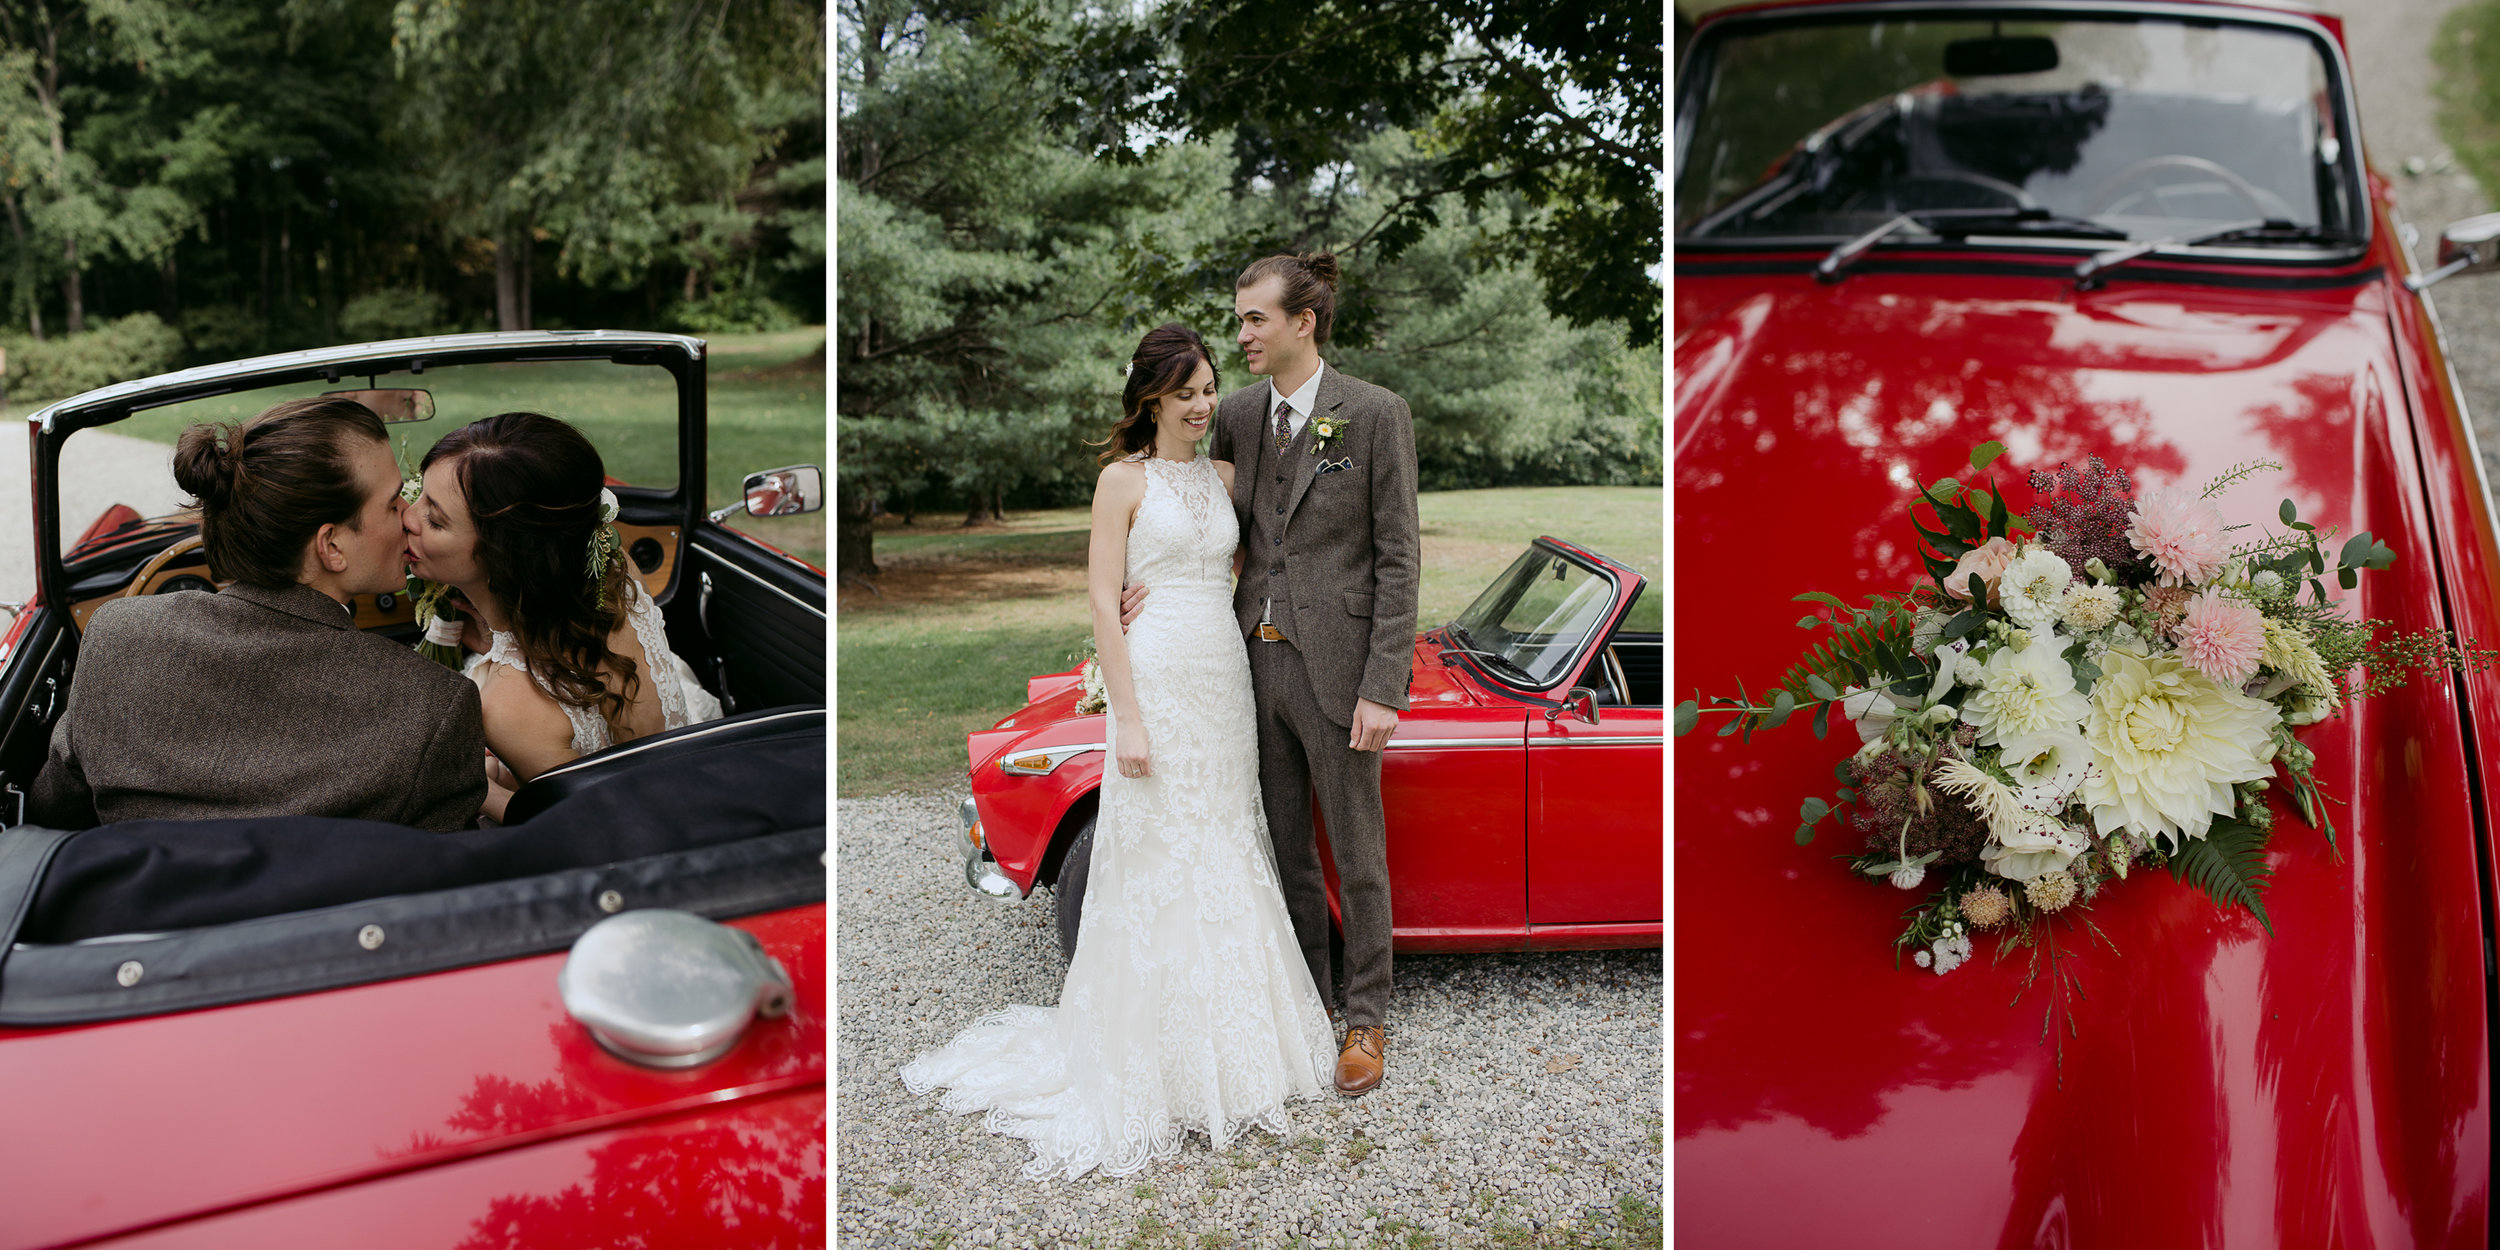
[388,0,821,330]
[836,0,1166,580]
[1032,0,1663,346]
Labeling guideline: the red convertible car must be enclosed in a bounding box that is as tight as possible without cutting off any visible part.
[1678,1,2500,1245]
[0,332,825,1247]
[958,537,1662,960]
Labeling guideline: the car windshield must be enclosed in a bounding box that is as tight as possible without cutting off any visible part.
[1450,547,1619,689]
[1676,13,2359,246]
[54,357,681,561]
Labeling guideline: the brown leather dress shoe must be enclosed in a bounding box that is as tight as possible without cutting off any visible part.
[1336,1025,1385,1095]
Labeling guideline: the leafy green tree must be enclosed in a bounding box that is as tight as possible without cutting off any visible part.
[1029,0,1663,346]
[836,0,1167,578]
[387,0,821,329]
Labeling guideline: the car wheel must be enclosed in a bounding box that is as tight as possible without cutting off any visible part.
[1054,813,1096,964]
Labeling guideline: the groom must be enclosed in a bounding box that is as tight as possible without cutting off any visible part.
[1208,252,1420,1094]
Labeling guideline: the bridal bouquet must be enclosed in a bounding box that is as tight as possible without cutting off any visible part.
[1675,439,2477,978]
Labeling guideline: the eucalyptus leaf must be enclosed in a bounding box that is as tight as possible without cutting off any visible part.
[1800,796,1830,822]
[1717,717,1740,738]
[2069,653,2102,696]
[2339,532,2373,569]
[2338,567,2358,589]
[1942,610,1980,641]
[2279,498,2297,525]
[1674,701,1699,737]
[1806,675,1839,700]
[1836,786,1858,804]
[1811,701,1830,740]
[1795,825,1815,846]
[1796,614,1821,630]
[1762,690,1796,730]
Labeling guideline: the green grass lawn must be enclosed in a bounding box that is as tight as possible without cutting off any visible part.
[29,328,827,567]
[837,484,1661,796]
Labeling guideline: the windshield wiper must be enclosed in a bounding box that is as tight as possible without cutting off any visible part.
[1817,208,2126,282]
[1440,626,1538,685]
[2074,219,2351,287]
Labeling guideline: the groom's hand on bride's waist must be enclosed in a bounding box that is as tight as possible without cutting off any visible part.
[1119,582,1148,631]
[1350,698,1398,752]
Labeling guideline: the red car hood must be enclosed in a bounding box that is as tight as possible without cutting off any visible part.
[1675,273,2490,1245]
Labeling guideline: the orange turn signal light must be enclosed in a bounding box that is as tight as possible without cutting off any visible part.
[1010,754,1053,772]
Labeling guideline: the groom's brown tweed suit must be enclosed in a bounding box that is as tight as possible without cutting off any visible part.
[1212,364,1420,1030]
[30,581,487,832]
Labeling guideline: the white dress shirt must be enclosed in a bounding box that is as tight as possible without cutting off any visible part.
[1266,359,1326,442]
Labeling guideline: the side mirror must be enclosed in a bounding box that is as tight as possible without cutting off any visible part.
[324,388,435,423]
[1544,687,1601,726]
[709,464,823,524]
[2405,213,2500,291]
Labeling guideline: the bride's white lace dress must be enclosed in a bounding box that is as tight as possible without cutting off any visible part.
[900,451,1336,1181]
[463,579,723,754]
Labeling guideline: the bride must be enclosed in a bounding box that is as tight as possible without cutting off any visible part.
[402,411,723,821]
[901,323,1337,1181]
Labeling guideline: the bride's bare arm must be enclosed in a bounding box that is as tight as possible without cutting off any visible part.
[1088,461,1153,778]
[477,671,581,812]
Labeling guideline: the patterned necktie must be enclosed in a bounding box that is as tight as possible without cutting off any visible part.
[1274,399,1292,452]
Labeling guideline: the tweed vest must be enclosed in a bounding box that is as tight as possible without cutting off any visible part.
[1242,415,1313,641]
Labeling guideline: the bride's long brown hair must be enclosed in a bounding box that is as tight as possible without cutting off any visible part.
[422,412,639,730]
[1095,323,1219,463]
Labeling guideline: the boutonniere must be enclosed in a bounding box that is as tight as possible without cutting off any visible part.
[1307,411,1350,456]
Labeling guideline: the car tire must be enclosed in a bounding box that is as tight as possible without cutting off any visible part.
[1055,813,1096,964]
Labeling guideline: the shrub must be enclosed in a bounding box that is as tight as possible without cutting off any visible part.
[179,304,262,359]
[668,288,799,334]
[0,314,185,404]
[339,288,451,343]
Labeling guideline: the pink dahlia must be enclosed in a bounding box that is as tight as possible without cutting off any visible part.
[2126,487,2231,587]
[2176,590,2267,687]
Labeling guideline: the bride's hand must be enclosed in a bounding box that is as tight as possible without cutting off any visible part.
[1113,718,1152,779]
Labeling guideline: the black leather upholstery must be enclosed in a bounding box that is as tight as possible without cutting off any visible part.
[501,705,825,825]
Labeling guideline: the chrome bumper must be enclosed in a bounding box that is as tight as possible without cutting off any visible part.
[959,797,1022,901]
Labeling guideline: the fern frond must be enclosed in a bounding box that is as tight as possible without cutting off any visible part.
[1781,600,1918,696]
[2168,820,2275,935]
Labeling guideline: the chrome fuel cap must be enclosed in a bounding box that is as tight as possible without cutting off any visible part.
[558,910,793,1069]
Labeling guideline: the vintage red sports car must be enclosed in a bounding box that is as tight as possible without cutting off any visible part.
[1677,1,2500,1244]
[0,332,825,1247]
[957,536,1662,960]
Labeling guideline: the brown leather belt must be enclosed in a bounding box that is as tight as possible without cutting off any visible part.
[1255,622,1289,643]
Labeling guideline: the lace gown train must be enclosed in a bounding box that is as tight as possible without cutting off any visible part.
[900,452,1336,1181]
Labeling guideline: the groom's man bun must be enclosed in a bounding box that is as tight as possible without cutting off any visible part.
[1237,252,1340,350]
[173,397,387,588]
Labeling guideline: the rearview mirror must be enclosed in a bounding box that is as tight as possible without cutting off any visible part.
[1943,35,2059,77]
[324,388,435,423]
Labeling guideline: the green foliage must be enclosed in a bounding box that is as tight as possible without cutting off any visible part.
[0,313,183,402]
[1030,0,1662,346]
[669,287,800,334]
[2168,820,2276,935]
[339,288,451,342]
[2435,1,2500,203]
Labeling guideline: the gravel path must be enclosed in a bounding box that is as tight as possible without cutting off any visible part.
[2341,0,2500,482]
[835,793,1665,1248]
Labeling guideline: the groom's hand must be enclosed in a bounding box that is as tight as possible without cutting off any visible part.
[1119,582,1149,631]
[1349,697,1399,752]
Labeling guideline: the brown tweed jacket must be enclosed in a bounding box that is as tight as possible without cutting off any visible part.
[30,581,487,831]
[1211,363,1422,726]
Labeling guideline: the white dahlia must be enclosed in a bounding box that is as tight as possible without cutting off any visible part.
[1960,632,2090,750]
[1999,548,2075,631]
[2079,649,2282,847]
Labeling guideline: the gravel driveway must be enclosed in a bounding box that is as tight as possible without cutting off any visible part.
[835,793,1665,1248]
